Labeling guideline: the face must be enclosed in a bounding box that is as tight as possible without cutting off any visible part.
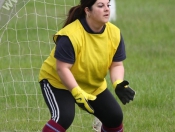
[87,0,111,24]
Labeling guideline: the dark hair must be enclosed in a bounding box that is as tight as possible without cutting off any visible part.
[62,0,96,27]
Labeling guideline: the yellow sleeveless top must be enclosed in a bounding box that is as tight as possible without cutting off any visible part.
[39,20,120,95]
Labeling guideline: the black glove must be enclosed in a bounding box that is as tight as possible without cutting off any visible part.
[115,80,135,105]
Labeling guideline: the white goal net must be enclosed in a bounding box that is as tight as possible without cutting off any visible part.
[0,0,95,131]
[0,0,116,131]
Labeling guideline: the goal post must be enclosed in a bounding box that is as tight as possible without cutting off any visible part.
[0,0,117,131]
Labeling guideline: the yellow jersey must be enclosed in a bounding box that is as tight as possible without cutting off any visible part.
[39,19,121,95]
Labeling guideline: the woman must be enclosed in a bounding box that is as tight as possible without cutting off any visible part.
[39,0,135,132]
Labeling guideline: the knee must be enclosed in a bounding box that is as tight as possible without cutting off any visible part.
[57,110,75,129]
[104,110,123,128]
[113,110,123,126]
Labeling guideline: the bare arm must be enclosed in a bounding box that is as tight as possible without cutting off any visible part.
[109,61,125,84]
[56,60,96,113]
[110,61,136,105]
[56,60,78,91]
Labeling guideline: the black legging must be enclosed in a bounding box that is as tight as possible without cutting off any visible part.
[40,79,123,130]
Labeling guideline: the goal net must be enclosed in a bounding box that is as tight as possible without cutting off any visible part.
[0,0,94,131]
[0,0,116,131]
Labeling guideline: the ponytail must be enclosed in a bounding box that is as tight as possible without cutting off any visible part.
[62,0,97,28]
[62,5,85,28]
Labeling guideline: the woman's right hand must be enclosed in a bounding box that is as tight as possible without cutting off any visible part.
[71,86,96,114]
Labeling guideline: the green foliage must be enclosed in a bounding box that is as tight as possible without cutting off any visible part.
[0,0,175,131]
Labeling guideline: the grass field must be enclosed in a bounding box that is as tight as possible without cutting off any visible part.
[0,0,175,131]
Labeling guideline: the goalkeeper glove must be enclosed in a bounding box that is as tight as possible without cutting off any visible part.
[113,80,135,105]
[71,86,96,114]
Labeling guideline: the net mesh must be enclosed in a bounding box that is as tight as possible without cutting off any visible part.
[0,0,96,131]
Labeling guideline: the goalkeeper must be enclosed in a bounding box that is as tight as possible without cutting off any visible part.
[39,0,135,132]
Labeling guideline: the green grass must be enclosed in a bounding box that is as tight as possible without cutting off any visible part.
[0,0,175,131]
